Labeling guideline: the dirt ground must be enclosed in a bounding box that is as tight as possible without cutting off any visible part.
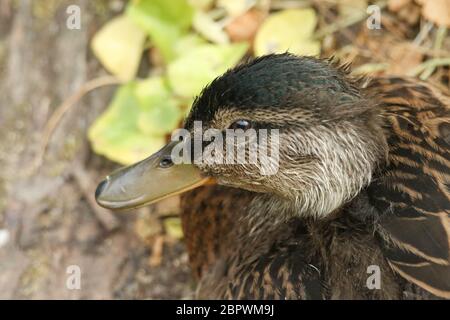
[0,0,194,299]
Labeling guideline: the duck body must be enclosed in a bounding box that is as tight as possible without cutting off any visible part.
[182,185,401,299]
[181,75,450,299]
[95,54,450,300]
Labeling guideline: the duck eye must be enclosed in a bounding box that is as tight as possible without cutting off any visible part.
[229,119,252,130]
[159,156,174,168]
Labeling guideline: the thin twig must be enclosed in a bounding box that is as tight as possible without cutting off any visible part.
[314,1,388,40]
[149,235,165,267]
[413,20,434,46]
[420,26,447,80]
[352,63,389,76]
[30,76,122,174]
[407,58,450,77]
[415,45,450,58]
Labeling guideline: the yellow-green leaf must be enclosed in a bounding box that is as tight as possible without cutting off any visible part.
[164,217,184,239]
[137,104,181,136]
[91,14,146,81]
[88,78,181,165]
[126,0,194,62]
[167,42,248,99]
[173,34,208,58]
[135,77,183,135]
[254,8,321,57]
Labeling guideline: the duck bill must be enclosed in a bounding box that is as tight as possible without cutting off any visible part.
[95,141,212,210]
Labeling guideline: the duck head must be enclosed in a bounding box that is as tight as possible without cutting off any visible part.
[95,54,387,218]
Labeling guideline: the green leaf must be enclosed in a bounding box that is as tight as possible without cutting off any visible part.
[91,14,146,81]
[167,42,248,99]
[126,0,194,62]
[173,34,208,58]
[254,8,321,57]
[135,78,182,135]
[134,77,170,112]
[88,78,182,165]
[164,217,184,239]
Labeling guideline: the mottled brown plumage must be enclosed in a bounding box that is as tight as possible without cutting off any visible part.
[95,54,450,300]
[179,56,450,299]
[367,77,450,298]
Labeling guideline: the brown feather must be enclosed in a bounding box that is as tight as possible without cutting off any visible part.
[180,70,450,299]
[367,77,450,298]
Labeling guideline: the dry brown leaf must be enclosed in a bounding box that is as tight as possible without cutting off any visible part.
[387,42,423,75]
[253,8,320,57]
[388,0,412,12]
[225,9,266,42]
[397,2,421,25]
[417,0,450,27]
[388,0,420,25]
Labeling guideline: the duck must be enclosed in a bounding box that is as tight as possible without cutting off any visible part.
[95,53,450,299]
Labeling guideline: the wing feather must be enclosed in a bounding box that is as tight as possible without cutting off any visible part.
[367,77,450,299]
